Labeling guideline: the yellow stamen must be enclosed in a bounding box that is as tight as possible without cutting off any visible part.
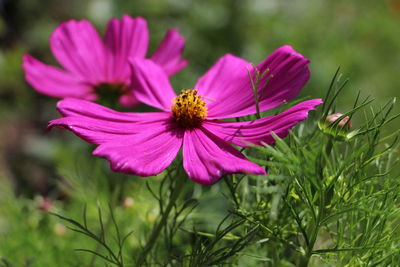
[171,89,207,128]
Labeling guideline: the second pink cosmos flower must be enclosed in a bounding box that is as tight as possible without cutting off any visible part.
[22,15,188,107]
[49,45,322,185]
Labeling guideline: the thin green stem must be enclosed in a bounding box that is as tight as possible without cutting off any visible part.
[300,137,334,267]
[299,203,322,267]
[136,176,186,266]
[88,177,124,267]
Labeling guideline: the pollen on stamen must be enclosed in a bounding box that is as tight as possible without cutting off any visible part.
[171,89,208,128]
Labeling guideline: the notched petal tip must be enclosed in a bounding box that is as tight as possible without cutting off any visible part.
[21,54,35,75]
[22,53,33,64]
[22,54,96,99]
[166,28,180,35]
[164,28,186,46]
[47,118,70,131]
[305,98,323,109]
[92,124,183,177]
[314,98,324,105]
[21,54,43,73]
[190,165,267,186]
[150,28,189,75]
[114,14,147,31]
[278,44,310,61]
[51,19,92,38]
[220,53,248,64]
[121,14,146,24]
[183,128,267,186]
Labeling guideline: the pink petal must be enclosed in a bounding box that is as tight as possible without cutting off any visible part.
[22,54,96,100]
[182,128,266,185]
[55,98,136,118]
[150,29,188,76]
[203,99,322,147]
[93,121,183,177]
[50,19,107,84]
[50,98,172,144]
[49,101,181,176]
[130,58,176,111]
[105,15,149,83]
[195,46,310,119]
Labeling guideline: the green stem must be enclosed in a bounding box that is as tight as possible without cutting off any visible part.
[300,137,333,267]
[325,137,334,157]
[299,208,321,267]
[88,177,124,267]
[136,177,185,266]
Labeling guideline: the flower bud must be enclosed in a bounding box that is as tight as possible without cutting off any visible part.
[326,113,352,129]
[319,112,358,141]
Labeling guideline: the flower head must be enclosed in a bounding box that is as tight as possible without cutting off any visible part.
[23,15,188,107]
[49,45,322,185]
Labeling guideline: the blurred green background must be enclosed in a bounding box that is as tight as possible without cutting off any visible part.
[0,0,399,265]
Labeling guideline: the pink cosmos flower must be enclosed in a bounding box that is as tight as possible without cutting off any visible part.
[49,45,322,185]
[22,15,188,107]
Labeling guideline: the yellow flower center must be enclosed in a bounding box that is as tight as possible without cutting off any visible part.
[171,89,208,128]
